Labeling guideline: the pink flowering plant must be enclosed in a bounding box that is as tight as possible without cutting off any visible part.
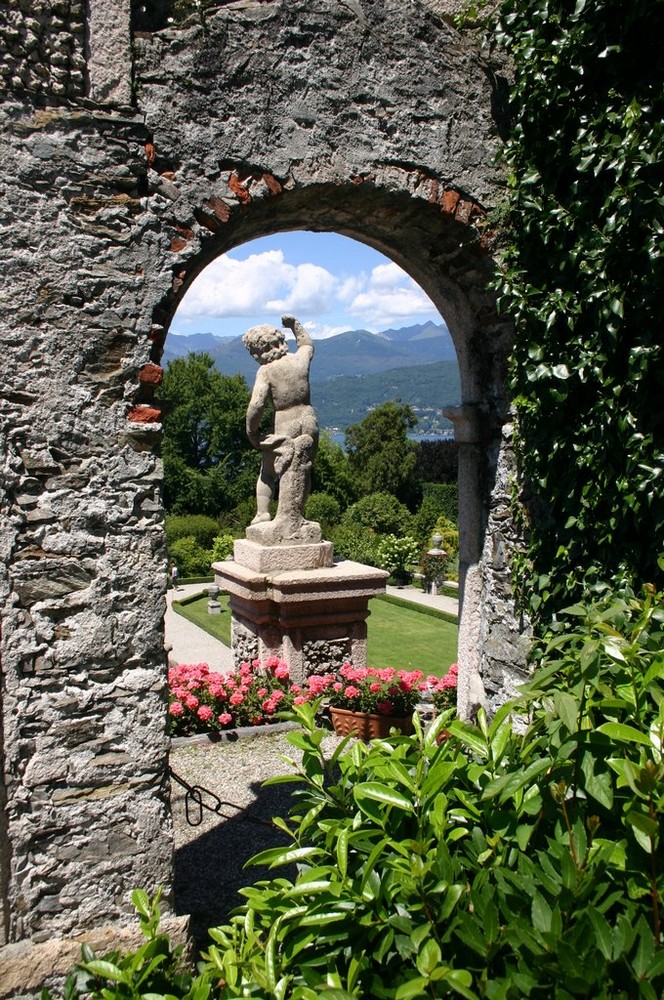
[303,662,425,717]
[168,656,300,735]
[427,662,458,712]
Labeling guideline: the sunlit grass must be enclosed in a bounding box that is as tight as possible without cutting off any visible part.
[172,592,457,677]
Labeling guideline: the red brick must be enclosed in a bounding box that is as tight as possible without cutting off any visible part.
[441,188,460,214]
[228,172,252,204]
[262,172,282,195]
[127,405,162,424]
[138,363,164,386]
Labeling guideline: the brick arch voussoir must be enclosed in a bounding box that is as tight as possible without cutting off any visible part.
[126,165,504,428]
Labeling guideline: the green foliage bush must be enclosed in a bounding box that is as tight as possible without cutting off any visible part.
[343,491,414,537]
[200,582,664,998]
[211,533,235,563]
[377,534,420,577]
[434,516,459,560]
[331,521,381,567]
[56,582,663,998]
[496,0,664,620]
[168,536,212,578]
[414,487,459,548]
[166,514,221,549]
[304,492,342,536]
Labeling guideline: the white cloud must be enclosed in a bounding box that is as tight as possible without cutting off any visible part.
[175,247,439,335]
[266,262,338,315]
[346,262,435,330]
[177,250,340,319]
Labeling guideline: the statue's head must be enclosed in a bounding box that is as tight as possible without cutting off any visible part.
[242,324,288,364]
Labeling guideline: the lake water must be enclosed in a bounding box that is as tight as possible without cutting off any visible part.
[326,431,454,449]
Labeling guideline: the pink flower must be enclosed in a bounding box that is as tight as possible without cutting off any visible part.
[218,712,233,726]
[185,694,199,710]
[274,663,290,680]
[344,685,361,699]
[262,699,277,714]
[230,691,244,706]
[272,689,284,703]
[293,696,306,706]
[369,682,382,694]
[290,684,302,695]
[442,673,457,689]
[169,701,184,716]
[197,705,213,722]
[257,687,268,697]
[333,682,343,692]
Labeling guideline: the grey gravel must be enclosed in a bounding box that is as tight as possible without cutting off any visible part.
[169,729,343,942]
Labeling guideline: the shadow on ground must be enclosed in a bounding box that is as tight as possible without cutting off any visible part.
[172,776,298,945]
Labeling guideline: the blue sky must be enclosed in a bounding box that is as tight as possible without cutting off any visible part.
[171,231,445,339]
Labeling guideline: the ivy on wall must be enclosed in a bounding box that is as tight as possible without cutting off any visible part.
[495,0,664,621]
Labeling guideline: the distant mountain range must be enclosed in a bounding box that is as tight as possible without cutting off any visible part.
[163,322,460,432]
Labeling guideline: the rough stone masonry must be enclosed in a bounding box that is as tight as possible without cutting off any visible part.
[0,0,526,993]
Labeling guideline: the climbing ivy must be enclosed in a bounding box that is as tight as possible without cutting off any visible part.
[495,0,664,622]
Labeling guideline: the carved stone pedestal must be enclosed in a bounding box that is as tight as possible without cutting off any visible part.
[213,543,388,683]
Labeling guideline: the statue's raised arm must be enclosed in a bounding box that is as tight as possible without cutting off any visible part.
[282,314,314,352]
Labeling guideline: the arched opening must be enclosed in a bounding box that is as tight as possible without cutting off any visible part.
[161,228,462,668]
[131,181,513,716]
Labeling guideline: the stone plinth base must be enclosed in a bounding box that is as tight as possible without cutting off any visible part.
[212,557,388,683]
[233,538,334,572]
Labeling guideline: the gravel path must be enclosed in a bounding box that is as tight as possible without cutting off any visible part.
[169,729,342,942]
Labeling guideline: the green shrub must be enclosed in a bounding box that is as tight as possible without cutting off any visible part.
[45,889,206,999]
[168,535,212,577]
[421,482,458,523]
[331,521,381,567]
[211,533,235,563]
[304,491,342,536]
[376,534,420,577]
[343,492,414,537]
[166,514,220,549]
[434,515,459,559]
[198,582,663,998]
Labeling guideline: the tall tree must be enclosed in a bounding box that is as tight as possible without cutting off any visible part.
[157,352,258,515]
[345,401,421,509]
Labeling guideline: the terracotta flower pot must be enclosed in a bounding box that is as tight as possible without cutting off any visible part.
[329,706,414,741]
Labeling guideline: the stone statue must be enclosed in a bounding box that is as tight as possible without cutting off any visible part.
[242,315,321,545]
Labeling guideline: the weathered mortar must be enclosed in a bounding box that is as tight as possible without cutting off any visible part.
[0,0,526,991]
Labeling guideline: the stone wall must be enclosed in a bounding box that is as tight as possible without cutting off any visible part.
[0,98,178,989]
[0,1,87,100]
[0,0,525,991]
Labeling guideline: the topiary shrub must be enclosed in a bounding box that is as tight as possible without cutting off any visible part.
[331,521,381,567]
[343,492,414,537]
[168,535,212,577]
[304,491,342,537]
[165,514,221,549]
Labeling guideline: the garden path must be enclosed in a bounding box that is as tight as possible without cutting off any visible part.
[165,583,234,669]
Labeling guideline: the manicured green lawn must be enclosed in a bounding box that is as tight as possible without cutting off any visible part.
[172,591,232,646]
[172,592,457,677]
